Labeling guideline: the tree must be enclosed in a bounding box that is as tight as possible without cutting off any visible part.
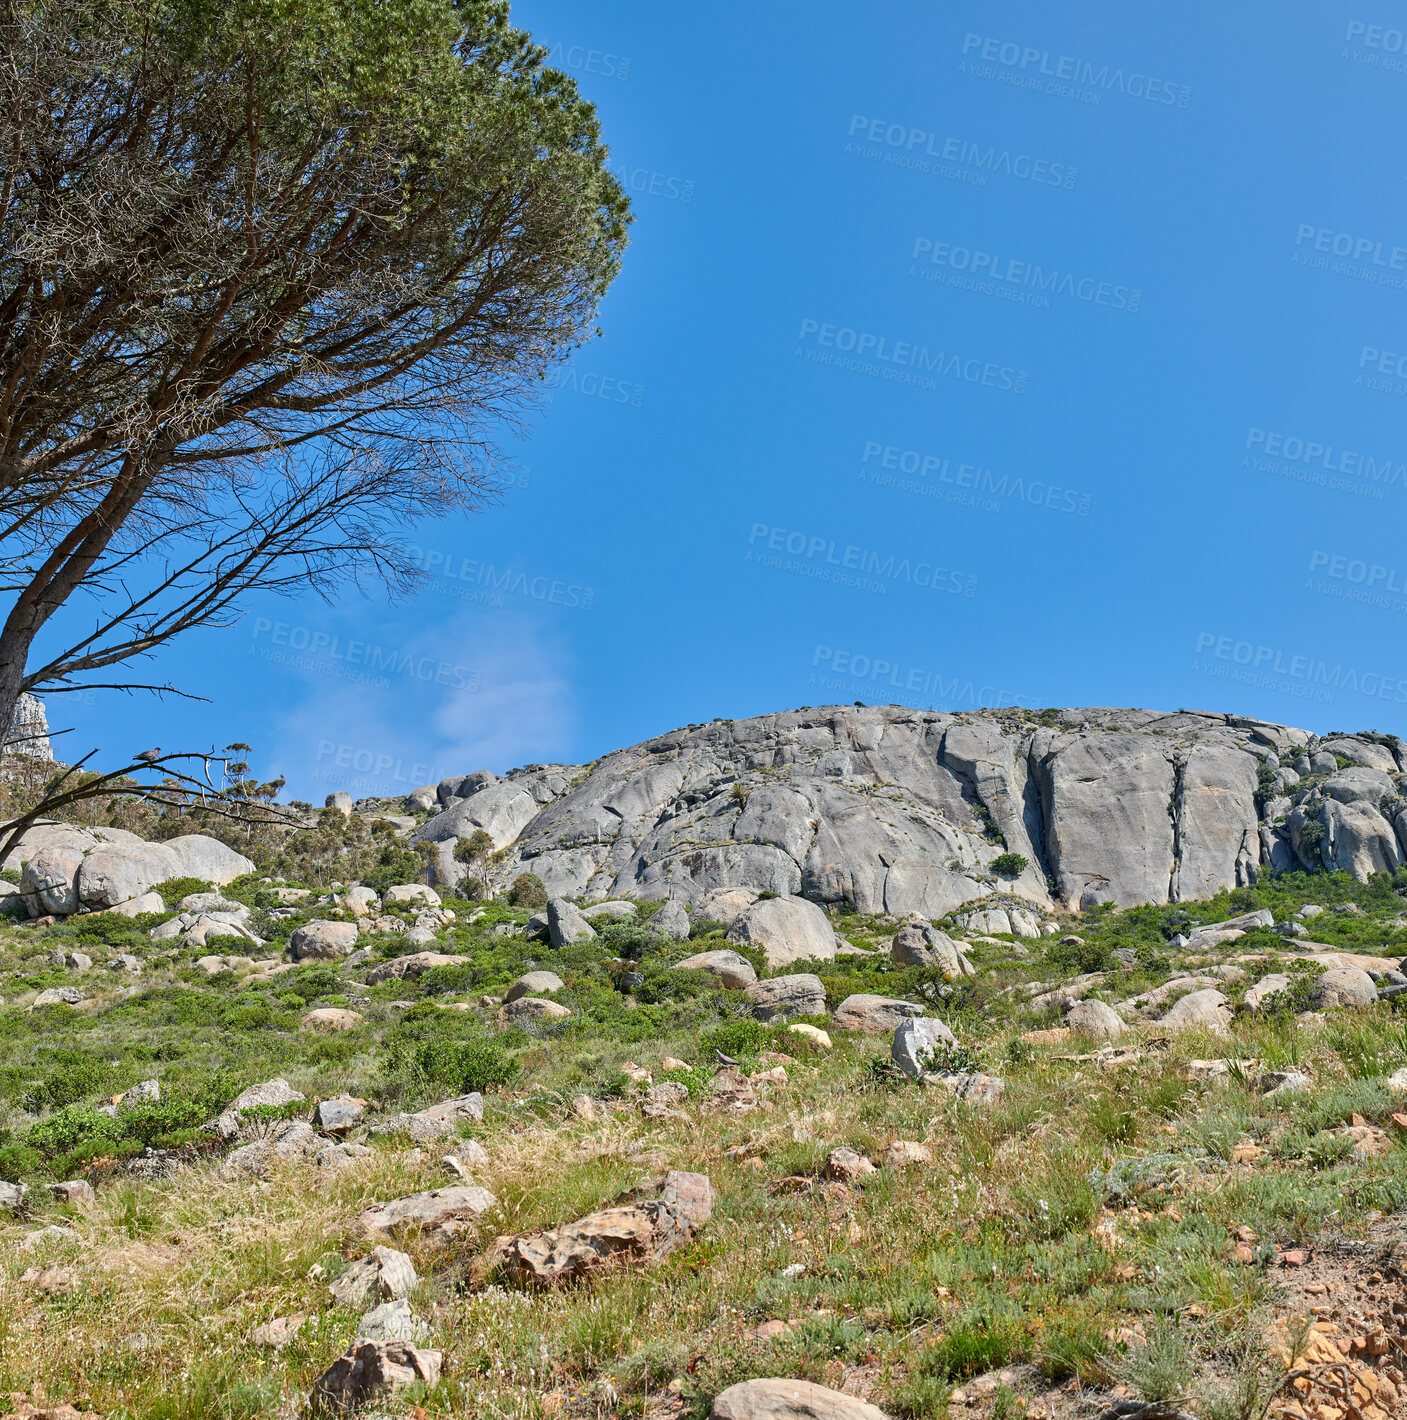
[0,0,628,781]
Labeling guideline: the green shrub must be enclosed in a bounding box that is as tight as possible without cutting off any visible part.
[1044,938,1115,974]
[508,873,548,910]
[361,843,430,893]
[409,1035,516,1093]
[991,852,1029,878]
[454,830,495,863]
[151,877,215,907]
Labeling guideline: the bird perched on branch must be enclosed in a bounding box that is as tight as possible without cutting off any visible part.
[134,747,162,763]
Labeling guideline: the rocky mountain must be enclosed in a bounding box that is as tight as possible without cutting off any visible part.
[408,705,1407,916]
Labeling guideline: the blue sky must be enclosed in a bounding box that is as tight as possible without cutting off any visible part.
[56,1,1407,800]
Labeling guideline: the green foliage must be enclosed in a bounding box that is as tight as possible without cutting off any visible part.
[454,830,495,864]
[151,877,216,907]
[990,853,1029,878]
[361,843,430,893]
[1044,937,1115,974]
[508,873,548,910]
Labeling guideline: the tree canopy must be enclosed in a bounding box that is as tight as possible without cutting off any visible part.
[0,0,629,751]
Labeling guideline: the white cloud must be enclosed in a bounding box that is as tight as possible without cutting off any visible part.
[263,611,576,800]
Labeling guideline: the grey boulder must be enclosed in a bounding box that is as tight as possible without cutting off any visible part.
[745,974,826,1021]
[889,922,973,977]
[673,949,757,989]
[547,897,597,949]
[725,895,836,970]
[831,994,924,1034]
[1311,967,1378,1009]
[288,920,358,961]
[891,1017,957,1078]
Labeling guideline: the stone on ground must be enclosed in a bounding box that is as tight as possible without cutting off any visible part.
[725,896,836,970]
[310,1339,442,1416]
[710,1378,890,1419]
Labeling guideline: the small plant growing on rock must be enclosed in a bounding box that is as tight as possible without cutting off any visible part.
[990,852,1028,878]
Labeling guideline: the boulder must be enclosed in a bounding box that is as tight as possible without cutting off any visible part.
[1063,998,1124,1039]
[582,899,635,919]
[310,1339,442,1416]
[695,888,759,928]
[948,1072,1006,1106]
[162,835,255,886]
[20,845,86,916]
[889,923,972,977]
[1159,988,1232,1035]
[745,974,826,1021]
[212,1077,305,1140]
[340,886,380,917]
[824,1147,876,1182]
[831,994,924,1034]
[325,792,353,814]
[490,1171,712,1284]
[650,899,691,941]
[359,1297,430,1344]
[365,952,469,983]
[111,891,165,917]
[32,986,84,1007]
[384,884,440,907]
[1311,967,1378,1009]
[547,897,597,949]
[76,841,183,909]
[328,1246,417,1309]
[1244,974,1291,1011]
[674,949,758,990]
[354,1185,497,1243]
[883,1140,935,1168]
[405,786,439,812]
[504,970,565,1003]
[315,1097,364,1134]
[787,1023,833,1048]
[300,1008,365,1032]
[726,896,835,970]
[890,1017,957,1078]
[710,1379,890,1419]
[288,920,358,961]
[501,997,572,1024]
[49,1179,96,1207]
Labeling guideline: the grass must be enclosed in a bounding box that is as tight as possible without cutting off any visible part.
[0,834,1406,1414]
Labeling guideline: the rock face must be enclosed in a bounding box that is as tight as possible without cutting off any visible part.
[491,1171,712,1284]
[3,692,51,760]
[406,706,1397,919]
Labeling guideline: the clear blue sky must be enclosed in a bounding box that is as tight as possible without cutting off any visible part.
[57,1,1407,800]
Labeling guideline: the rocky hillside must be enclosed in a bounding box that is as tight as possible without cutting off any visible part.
[404,706,1405,915]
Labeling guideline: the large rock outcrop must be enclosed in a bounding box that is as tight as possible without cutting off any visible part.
[399,706,1401,915]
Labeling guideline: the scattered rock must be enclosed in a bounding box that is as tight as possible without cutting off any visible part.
[709,1378,890,1419]
[358,1297,430,1343]
[890,1017,957,1078]
[354,1185,496,1244]
[824,1147,876,1182]
[504,970,565,1002]
[883,1141,934,1168]
[831,993,924,1034]
[1158,988,1232,1035]
[490,1171,712,1284]
[707,1065,758,1112]
[288,920,359,961]
[19,1263,74,1297]
[1244,973,1291,1011]
[890,922,973,978]
[500,997,572,1024]
[1311,966,1378,1009]
[328,1246,418,1309]
[383,883,440,907]
[674,949,758,989]
[365,952,469,983]
[31,986,84,1008]
[309,1339,443,1416]
[315,1097,365,1134]
[787,1023,832,1048]
[547,897,597,949]
[745,974,826,1021]
[301,1008,365,1032]
[48,1180,95,1208]
[1063,998,1125,1039]
[251,1313,308,1348]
